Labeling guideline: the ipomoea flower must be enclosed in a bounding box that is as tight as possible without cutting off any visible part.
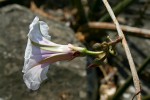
[22,17,82,90]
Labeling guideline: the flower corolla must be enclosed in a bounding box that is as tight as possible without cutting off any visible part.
[23,17,79,90]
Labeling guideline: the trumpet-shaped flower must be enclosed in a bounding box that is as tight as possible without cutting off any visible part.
[22,17,81,90]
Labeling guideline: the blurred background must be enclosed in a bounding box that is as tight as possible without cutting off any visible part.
[0,0,150,100]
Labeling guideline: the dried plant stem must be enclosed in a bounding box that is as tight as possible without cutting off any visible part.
[102,0,141,100]
[88,22,150,38]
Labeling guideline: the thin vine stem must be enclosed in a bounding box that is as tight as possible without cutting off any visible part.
[102,0,141,100]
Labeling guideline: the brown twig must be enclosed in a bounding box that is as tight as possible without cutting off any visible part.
[102,0,141,100]
[107,36,122,46]
[88,22,150,38]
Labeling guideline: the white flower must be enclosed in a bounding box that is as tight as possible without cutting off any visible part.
[23,17,78,90]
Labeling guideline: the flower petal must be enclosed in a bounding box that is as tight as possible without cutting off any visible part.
[30,16,51,40]
[39,21,51,40]
[29,16,39,30]
[24,39,32,59]
[28,18,51,46]
[23,64,49,90]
